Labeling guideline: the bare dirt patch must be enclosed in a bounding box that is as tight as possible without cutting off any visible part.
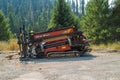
[0,50,120,80]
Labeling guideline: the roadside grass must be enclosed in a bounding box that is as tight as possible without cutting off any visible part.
[92,42,120,50]
[0,39,120,51]
[0,39,19,51]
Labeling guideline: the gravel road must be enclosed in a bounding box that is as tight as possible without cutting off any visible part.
[0,50,120,80]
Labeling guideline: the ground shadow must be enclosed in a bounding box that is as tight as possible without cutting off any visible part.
[20,52,97,64]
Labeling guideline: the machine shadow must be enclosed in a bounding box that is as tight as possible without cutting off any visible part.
[20,52,97,63]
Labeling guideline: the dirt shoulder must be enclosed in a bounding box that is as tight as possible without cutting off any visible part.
[0,49,120,80]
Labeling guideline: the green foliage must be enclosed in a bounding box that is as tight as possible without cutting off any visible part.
[0,0,83,34]
[34,10,49,32]
[106,0,120,41]
[48,0,80,29]
[7,3,16,33]
[0,0,119,43]
[81,0,120,44]
[116,28,120,32]
[0,11,12,41]
[81,0,111,44]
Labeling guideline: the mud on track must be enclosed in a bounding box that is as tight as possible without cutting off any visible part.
[0,50,120,80]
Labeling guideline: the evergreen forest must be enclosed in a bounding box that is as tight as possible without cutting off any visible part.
[0,0,120,44]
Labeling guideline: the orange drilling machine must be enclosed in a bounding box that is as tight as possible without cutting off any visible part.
[17,25,92,59]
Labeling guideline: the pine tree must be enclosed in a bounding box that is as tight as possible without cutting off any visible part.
[0,10,12,41]
[81,0,109,44]
[76,0,79,15]
[35,10,49,32]
[72,0,76,13]
[7,3,16,32]
[48,0,80,29]
[107,0,120,41]
[81,0,85,15]
[0,0,82,33]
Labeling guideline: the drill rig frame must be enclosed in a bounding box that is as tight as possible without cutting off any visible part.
[17,25,92,59]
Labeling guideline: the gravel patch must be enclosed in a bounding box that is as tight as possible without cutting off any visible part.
[0,50,120,80]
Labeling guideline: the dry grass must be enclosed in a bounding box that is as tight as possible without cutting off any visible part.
[92,42,120,50]
[0,39,19,51]
[0,39,119,51]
